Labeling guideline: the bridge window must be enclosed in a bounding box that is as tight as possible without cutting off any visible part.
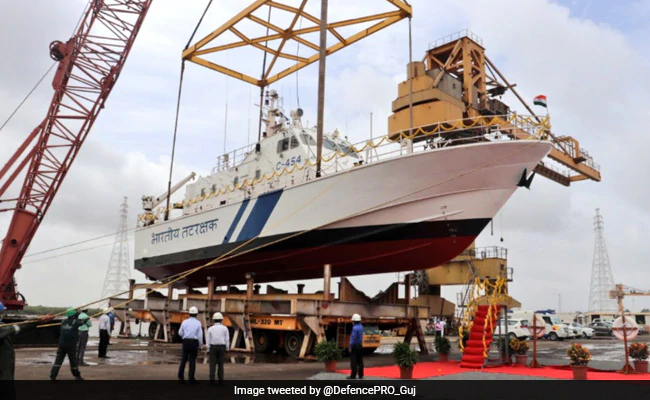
[277,138,289,153]
[255,169,261,180]
[300,133,316,146]
[290,135,299,148]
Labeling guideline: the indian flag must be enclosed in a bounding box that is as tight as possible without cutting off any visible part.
[533,95,547,108]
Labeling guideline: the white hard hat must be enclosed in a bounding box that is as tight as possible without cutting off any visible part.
[103,308,111,314]
[352,313,361,322]
[189,306,198,315]
[212,312,224,320]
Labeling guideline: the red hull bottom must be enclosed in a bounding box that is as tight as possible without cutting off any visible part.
[137,235,477,288]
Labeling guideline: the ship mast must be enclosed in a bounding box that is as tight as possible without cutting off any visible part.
[315,0,328,178]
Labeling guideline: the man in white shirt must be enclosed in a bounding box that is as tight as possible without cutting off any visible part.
[177,307,203,383]
[98,308,111,358]
[206,312,230,385]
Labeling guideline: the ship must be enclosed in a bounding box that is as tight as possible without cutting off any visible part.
[134,88,552,288]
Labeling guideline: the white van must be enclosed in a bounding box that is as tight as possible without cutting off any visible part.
[509,310,570,341]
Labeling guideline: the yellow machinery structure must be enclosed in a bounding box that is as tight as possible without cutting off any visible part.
[388,30,601,187]
[410,243,520,321]
[182,0,412,87]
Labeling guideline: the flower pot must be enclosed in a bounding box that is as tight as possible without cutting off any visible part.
[325,360,337,372]
[439,353,448,362]
[571,365,588,380]
[633,360,648,374]
[515,354,527,366]
[399,366,414,379]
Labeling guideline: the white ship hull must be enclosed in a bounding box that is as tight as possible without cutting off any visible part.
[135,140,552,287]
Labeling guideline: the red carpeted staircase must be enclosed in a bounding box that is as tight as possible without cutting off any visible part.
[460,304,501,369]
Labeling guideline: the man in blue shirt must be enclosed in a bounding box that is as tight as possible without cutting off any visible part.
[178,307,203,383]
[347,313,364,379]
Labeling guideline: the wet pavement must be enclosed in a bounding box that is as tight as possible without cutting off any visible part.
[14,336,646,380]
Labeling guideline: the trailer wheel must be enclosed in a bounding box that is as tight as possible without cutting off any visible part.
[148,322,158,339]
[284,332,304,358]
[254,331,274,353]
[171,324,181,343]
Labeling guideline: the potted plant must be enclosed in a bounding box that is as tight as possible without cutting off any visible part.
[629,342,649,373]
[314,339,343,372]
[567,343,591,380]
[510,339,529,365]
[434,336,451,362]
[393,342,418,379]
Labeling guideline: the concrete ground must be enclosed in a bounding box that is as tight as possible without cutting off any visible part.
[14,336,639,380]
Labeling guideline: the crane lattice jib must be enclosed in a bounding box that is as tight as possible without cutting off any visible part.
[0,0,153,309]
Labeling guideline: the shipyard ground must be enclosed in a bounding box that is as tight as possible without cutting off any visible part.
[14,336,640,380]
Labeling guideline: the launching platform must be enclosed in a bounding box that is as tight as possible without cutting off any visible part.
[109,265,430,359]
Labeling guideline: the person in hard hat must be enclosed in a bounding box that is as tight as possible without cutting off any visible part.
[177,306,203,383]
[0,301,54,380]
[98,308,111,358]
[50,308,85,381]
[347,313,364,379]
[206,312,229,385]
[76,308,92,366]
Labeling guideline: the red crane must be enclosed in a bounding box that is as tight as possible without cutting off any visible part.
[0,0,153,309]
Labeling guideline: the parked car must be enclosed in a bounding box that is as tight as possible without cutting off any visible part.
[494,318,531,341]
[540,315,570,341]
[588,321,613,336]
[569,323,594,338]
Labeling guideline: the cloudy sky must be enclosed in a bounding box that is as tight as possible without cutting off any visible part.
[1,0,649,313]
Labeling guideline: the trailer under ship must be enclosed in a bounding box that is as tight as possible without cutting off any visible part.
[134,86,552,288]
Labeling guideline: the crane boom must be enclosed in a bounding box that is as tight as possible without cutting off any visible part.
[141,172,196,223]
[0,0,153,310]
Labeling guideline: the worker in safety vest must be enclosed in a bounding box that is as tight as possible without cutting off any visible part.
[50,308,85,380]
[347,313,364,379]
[0,301,54,380]
[76,308,92,366]
[177,306,203,383]
[206,312,229,385]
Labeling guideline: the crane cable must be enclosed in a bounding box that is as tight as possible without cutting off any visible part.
[0,63,56,134]
[163,0,213,221]
[8,140,542,329]
[0,0,90,134]
[23,226,137,259]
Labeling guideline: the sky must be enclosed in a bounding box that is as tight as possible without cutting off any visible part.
[1,0,649,314]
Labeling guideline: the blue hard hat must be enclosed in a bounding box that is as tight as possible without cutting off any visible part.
[0,301,5,312]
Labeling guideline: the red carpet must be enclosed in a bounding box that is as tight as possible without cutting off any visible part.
[337,361,650,380]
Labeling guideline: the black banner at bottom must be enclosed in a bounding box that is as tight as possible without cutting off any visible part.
[1,380,649,400]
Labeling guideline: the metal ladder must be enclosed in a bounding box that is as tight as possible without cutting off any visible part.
[456,259,478,320]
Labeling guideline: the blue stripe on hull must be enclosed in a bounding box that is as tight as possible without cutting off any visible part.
[222,198,250,244]
[236,189,283,241]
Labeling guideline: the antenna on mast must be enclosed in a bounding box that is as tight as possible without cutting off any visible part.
[223,74,229,155]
